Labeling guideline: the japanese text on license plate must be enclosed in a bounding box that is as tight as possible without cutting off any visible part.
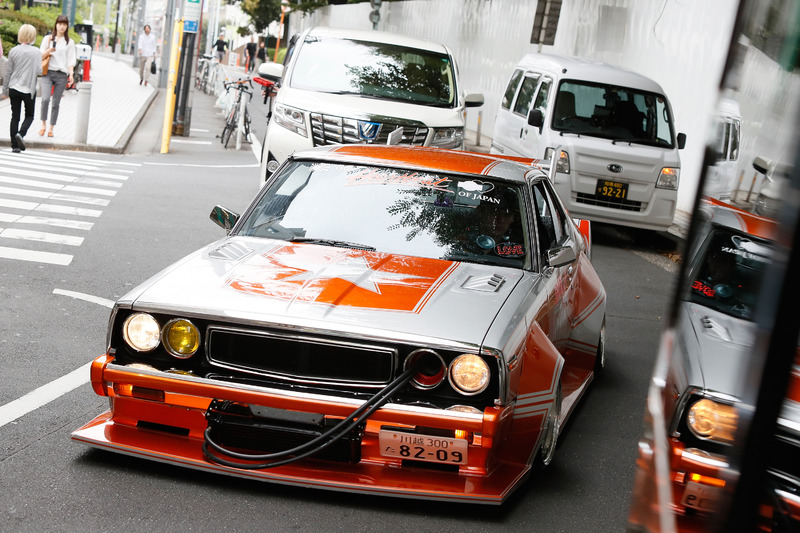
[596,179,629,200]
[378,430,467,464]
[681,481,722,511]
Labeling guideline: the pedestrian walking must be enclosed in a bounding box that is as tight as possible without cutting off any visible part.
[1,24,42,153]
[245,36,257,73]
[39,15,76,138]
[256,40,267,72]
[137,24,157,86]
[214,35,227,62]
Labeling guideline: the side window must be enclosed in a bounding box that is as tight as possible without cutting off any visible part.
[532,77,552,115]
[532,181,570,266]
[540,180,569,244]
[501,69,524,110]
[513,74,541,117]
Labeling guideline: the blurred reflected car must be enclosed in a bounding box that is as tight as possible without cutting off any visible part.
[628,199,800,530]
[72,145,607,504]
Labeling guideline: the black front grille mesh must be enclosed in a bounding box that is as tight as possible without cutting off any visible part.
[576,192,643,211]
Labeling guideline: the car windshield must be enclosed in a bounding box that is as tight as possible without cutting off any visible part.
[236,161,530,269]
[686,227,773,320]
[552,80,675,147]
[289,36,456,107]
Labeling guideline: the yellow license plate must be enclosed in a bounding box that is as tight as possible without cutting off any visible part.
[378,430,467,464]
[596,179,629,200]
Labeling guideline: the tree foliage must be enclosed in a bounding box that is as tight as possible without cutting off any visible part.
[239,0,368,33]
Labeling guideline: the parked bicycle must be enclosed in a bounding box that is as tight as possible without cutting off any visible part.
[195,54,217,95]
[218,78,253,149]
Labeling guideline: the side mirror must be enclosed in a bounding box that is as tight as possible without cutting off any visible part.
[753,155,771,175]
[465,92,484,108]
[677,132,687,150]
[257,61,284,83]
[210,205,239,232]
[546,245,577,269]
[528,108,544,129]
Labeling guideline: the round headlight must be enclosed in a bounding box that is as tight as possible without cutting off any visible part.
[122,313,161,352]
[687,398,738,443]
[162,319,201,358]
[448,354,490,395]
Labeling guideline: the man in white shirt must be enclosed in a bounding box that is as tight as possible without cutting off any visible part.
[137,25,157,85]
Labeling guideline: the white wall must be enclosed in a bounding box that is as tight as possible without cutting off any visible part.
[286,0,769,213]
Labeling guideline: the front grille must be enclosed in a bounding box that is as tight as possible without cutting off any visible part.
[309,113,428,146]
[576,192,643,211]
[206,400,362,463]
[206,327,397,386]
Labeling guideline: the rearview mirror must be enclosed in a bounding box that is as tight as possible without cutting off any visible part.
[465,93,484,108]
[547,245,577,269]
[528,109,544,129]
[257,62,284,83]
[753,155,771,175]
[210,205,239,232]
[677,132,687,149]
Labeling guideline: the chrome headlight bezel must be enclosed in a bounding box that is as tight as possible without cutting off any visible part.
[430,127,464,149]
[448,354,491,396]
[162,318,201,359]
[122,312,161,352]
[273,104,308,137]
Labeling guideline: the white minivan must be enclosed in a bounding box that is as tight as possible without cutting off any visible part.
[258,27,484,185]
[492,54,686,232]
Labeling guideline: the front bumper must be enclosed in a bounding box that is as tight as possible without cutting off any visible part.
[72,355,533,504]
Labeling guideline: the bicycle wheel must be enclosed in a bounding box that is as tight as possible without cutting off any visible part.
[224,108,239,147]
[244,108,251,141]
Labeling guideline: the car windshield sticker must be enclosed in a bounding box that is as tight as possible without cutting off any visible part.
[495,243,525,257]
[458,180,498,204]
[226,244,458,312]
[345,167,451,192]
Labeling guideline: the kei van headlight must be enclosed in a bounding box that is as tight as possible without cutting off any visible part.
[656,167,680,189]
[431,127,464,149]
[273,104,308,137]
[448,354,490,395]
[687,398,738,444]
[555,149,570,174]
[122,313,161,352]
[162,318,201,359]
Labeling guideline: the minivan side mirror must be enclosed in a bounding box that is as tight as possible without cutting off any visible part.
[528,108,544,129]
[465,93,484,108]
[257,62,284,83]
[753,155,771,175]
[677,132,687,150]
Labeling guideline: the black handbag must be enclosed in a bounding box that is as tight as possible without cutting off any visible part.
[150,60,157,75]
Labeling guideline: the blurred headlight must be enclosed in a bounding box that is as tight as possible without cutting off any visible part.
[431,127,464,149]
[123,313,160,352]
[448,354,490,395]
[657,167,680,189]
[273,104,308,137]
[687,398,738,444]
[162,319,201,358]
[555,149,570,174]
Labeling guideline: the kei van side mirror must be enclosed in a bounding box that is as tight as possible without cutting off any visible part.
[677,133,686,149]
[210,205,240,233]
[753,155,772,175]
[465,93,484,108]
[528,108,544,129]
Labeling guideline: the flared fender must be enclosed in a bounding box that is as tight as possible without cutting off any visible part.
[567,253,607,360]
[501,321,564,467]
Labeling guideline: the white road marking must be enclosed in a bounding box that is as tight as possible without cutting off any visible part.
[0,185,110,206]
[0,227,84,246]
[143,162,259,167]
[0,213,94,230]
[171,139,214,145]
[0,362,91,428]
[0,245,72,265]
[53,289,115,308]
[0,159,130,180]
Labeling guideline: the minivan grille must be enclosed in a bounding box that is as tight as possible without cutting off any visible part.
[576,192,643,212]
[309,113,428,146]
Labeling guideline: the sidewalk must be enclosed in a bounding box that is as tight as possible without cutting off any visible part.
[0,52,157,153]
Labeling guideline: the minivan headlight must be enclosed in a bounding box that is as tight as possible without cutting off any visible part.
[431,127,464,149]
[657,167,679,189]
[273,104,308,137]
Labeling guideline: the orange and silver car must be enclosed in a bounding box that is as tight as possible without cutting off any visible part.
[72,145,606,504]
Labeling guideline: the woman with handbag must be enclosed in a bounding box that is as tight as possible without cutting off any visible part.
[1,24,42,153]
[39,15,76,138]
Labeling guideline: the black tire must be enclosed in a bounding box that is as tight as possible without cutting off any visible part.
[594,318,606,375]
[244,108,251,141]
[224,109,238,147]
[535,383,561,469]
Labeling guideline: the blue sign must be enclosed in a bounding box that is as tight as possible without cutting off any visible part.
[184,20,198,33]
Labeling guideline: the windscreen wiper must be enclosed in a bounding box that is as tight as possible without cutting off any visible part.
[289,237,376,251]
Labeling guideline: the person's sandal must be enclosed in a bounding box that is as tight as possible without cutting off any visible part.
[48,131,54,137]
[39,128,45,136]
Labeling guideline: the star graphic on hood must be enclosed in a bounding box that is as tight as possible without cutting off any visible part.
[280,254,430,294]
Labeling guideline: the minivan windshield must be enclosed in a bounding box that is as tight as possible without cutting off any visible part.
[552,80,675,147]
[289,36,457,108]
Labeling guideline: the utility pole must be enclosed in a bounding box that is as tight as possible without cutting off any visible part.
[111,0,121,54]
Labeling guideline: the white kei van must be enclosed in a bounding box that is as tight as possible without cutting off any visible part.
[258,27,484,185]
[492,54,686,232]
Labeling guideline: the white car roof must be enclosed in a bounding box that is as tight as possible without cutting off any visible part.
[304,26,450,55]
[515,53,666,94]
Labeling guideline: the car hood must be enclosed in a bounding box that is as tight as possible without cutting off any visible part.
[120,237,524,348]
[279,87,466,127]
[680,302,757,396]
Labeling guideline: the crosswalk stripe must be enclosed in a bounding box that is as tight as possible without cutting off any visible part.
[0,186,111,206]
[0,171,122,188]
[0,159,129,180]
[0,245,72,265]
[0,151,140,167]
[0,212,94,230]
[0,152,134,174]
[0,227,84,246]
[0,176,117,197]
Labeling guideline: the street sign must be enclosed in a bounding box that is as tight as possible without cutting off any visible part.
[183,0,201,33]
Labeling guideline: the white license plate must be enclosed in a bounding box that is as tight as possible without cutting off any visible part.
[378,430,467,465]
[681,481,722,511]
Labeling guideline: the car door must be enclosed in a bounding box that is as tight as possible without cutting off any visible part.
[493,70,540,157]
[518,76,554,159]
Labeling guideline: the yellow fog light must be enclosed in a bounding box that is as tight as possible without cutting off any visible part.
[162,319,201,359]
[448,355,490,395]
[123,313,160,352]
[687,398,738,443]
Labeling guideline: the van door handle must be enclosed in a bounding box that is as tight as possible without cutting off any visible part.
[519,127,524,139]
